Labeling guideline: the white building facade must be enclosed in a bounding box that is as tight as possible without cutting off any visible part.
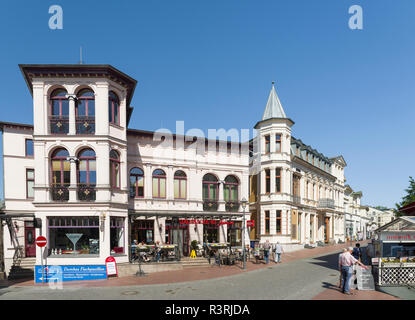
[0,64,250,278]
[248,85,347,250]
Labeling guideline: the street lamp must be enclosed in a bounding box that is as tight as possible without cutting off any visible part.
[241,197,248,270]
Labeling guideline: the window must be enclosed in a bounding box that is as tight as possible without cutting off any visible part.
[224,175,238,202]
[76,89,95,134]
[110,150,120,189]
[174,170,187,199]
[276,210,282,234]
[132,220,154,244]
[51,148,70,187]
[26,169,34,198]
[109,91,120,125]
[50,89,69,134]
[275,168,281,193]
[47,217,99,255]
[265,169,270,194]
[265,135,270,153]
[152,169,166,198]
[265,211,270,234]
[276,134,281,153]
[130,168,144,198]
[25,139,34,157]
[202,174,218,201]
[293,174,301,197]
[77,148,96,201]
[110,217,125,254]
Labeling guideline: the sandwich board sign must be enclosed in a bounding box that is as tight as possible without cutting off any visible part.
[356,266,375,290]
[105,256,118,277]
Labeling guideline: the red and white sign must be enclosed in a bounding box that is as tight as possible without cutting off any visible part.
[105,256,118,277]
[36,236,47,248]
[380,232,415,242]
[247,220,255,228]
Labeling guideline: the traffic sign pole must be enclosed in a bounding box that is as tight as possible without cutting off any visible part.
[36,236,47,284]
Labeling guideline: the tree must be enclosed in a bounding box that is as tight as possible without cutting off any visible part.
[395,176,415,216]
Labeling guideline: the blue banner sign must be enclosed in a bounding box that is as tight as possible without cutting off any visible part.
[35,265,107,283]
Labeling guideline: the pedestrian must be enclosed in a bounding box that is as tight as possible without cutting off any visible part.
[155,241,161,262]
[352,243,362,262]
[338,248,348,288]
[274,242,284,264]
[339,247,369,295]
[263,240,271,264]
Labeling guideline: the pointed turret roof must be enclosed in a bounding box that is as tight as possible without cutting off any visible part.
[262,82,287,120]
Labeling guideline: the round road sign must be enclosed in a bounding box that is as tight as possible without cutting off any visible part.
[36,236,47,248]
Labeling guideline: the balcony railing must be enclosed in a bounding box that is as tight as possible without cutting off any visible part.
[50,184,69,201]
[203,200,218,211]
[49,116,69,134]
[77,184,96,201]
[76,116,95,134]
[225,201,240,212]
[318,198,335,209]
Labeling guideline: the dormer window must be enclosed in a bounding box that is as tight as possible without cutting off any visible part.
[109,91,120,126]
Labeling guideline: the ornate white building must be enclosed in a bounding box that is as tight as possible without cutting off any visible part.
[248,84,346,250]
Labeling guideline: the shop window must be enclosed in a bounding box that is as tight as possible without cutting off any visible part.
[26,169,34,199]
[132,220,154,244]
[109,91,120,125]
[110,217,125,254]
[130,167,144,198]
[110,150,120,189]
[227,221,242,246]
[152,169,166,198]
[174,170,187,199]
[265,211,270,234]
[276,210,282,234]
[25,139,34,157]
[47,216,100,255]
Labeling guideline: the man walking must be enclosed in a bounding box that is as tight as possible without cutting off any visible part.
[340,246,369,295]
[338,248,347,288]
[274,242,284,264]
[263,240,271,264]
[352,243,362,262]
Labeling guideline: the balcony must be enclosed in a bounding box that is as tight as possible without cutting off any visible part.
[49,116,69,134]
[203,200,218,211]
[50,185,69,201]
[292,195,301,204]
[318,198,335,209]
[76,116,95,134]
[77,184,96,201]
[225,201,240,212]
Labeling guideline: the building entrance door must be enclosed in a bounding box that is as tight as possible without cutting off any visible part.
[166,221,189,257]
[24,222,36,257]
[324,217,330,243]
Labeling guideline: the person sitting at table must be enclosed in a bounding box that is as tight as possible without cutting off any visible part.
[131,240,138,261]
[138,241,150,262]
[155,241,161,263]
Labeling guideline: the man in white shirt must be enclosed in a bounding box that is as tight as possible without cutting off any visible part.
[340,247,369,295]
[274,242,284,264]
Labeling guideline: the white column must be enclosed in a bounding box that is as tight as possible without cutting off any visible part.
[144,163,152,199]
[68,159,77,202]
[68,95,76,135]
[270,167,276,194]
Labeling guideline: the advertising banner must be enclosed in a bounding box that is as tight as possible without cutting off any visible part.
[34,265,107,283]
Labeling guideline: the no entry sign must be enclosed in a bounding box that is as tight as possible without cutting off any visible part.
[36,236,47,247]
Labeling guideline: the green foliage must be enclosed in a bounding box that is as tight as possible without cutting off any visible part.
[395,176,415,216]
[190,240,199,250]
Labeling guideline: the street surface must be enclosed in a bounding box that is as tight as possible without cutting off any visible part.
[0,249,368,300]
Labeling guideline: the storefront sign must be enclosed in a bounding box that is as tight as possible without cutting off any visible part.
[179,219,234,226]
[105,256,118,277]
[380,232,415,242]
[34,265,107,283]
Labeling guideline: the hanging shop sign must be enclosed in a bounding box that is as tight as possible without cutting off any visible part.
[105,256,118,277]
[247,220,255,228]
[179,219,234,226]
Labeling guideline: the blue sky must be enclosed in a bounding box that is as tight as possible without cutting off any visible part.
[0,0,414,208]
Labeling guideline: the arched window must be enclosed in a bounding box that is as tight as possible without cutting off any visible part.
[202,174,218,201]
[51,148,70,186]
[109,91,120,125]
[77,149,96,186]
[152,169,166,198]
[224,175,238,202]
[130,168,144,198]
[50,89,69,134]
[110,150,120,189]
[76,88,95,134]
[174,170,187,199]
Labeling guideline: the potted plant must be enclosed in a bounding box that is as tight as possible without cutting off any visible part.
[190,240,199,251]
